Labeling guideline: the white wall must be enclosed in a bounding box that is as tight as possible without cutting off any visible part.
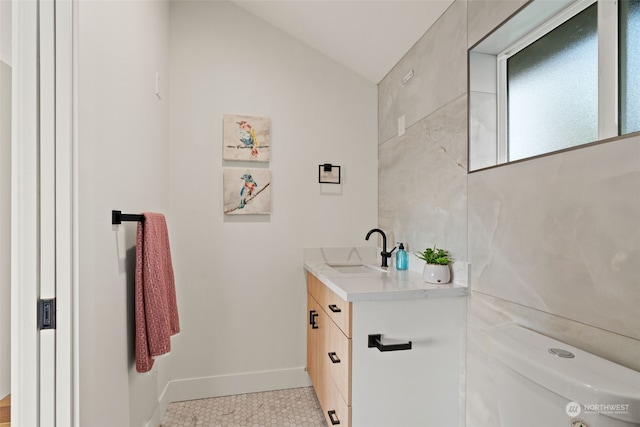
[0,0,11,401]
[76,1,171,426]
[0,60,11,400]
[166,0,377,401]
[73,1,377,425]
[0,0,11,66]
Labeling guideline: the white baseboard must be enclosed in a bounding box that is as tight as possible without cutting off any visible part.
[146,388,172,427]
[145,367,312,427]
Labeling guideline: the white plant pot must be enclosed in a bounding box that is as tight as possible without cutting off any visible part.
[423,263,451,284]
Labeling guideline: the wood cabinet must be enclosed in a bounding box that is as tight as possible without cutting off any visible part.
[306,271,465,427]
[307,273,352,427]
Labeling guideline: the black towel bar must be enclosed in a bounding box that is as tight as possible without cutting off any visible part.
[112,210,145,225]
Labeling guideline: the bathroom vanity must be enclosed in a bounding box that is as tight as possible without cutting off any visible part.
[304,248,468,427]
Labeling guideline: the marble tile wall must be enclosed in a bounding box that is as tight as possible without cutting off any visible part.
[469,52,497,171]
[468,92,496,170]
[467,0,528,48]
[378,0,467,144]
[378,0,469,280]
[377,0,640,426]
[469,136,640,340]
[378,94,468,271]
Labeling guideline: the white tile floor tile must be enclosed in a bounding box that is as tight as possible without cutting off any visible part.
[160,386,327,427]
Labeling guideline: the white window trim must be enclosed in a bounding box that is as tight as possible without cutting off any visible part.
[598,0,619,140]
[495,0,618,163]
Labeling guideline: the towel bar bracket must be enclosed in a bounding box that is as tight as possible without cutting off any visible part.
[112,210,145,225]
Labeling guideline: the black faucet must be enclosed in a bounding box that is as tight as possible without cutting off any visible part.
[365,228,396,268]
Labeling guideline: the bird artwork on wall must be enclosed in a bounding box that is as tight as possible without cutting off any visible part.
[223,168,271,215]
[239,173,258,208]
[223,114,271,162]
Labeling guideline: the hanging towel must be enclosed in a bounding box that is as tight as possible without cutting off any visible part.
[135,212,180,373]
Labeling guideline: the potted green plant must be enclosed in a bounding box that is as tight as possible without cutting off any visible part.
[415,246,452,284]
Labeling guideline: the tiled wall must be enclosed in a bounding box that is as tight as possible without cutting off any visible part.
[469,138,640,340]
[378,0,468,267]
[467,136,640,424]
[379,94,468,266]
[377,1,640,426]
[378,0,467,144]
[469,52,497,171]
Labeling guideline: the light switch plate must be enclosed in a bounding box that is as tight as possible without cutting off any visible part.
[155,72,161,99]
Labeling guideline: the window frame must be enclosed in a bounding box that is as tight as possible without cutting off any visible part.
[619,0,640,134]
[495,0,618,163]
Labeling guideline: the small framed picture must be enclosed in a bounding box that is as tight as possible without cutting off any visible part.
[223,168,271,215]
[318,164,341,184]
[223,114,271,162]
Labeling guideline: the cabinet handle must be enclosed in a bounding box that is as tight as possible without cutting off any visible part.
[368,334,412,352]
[328,304,341,313]
[327,410,341,425]
[327,352,341,364]
[309,310,319,329]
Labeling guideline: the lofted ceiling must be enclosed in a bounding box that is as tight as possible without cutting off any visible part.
[230,0,455,84]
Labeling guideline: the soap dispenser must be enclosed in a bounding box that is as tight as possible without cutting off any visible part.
[395,243,408,271]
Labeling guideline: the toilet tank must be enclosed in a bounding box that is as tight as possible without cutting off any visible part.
[491,324,640,426]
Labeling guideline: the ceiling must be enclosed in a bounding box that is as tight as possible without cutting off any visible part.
[231,0,455,84]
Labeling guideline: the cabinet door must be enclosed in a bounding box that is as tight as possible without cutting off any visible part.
[351,297,464,427]
[307,273,352,337]
[307,293,326,407]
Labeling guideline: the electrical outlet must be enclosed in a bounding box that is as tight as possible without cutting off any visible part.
[403,69,414,85]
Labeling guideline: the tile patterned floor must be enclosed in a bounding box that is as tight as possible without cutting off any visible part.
[160,387,328,427]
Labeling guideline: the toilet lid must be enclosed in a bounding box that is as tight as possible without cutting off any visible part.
[491,324,640,423]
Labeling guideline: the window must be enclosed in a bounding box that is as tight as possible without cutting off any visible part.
[469,0,640,171]
[506,4,598,162]
[620,0,640,135]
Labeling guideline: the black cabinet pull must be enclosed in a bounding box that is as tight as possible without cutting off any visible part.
[368,334,412,352]
[309,310,318,329]
[328,352,341,364]
[327,410,340,425]
[328,304,341,313]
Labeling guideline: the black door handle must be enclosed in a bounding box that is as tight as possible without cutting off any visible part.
[327,410,340,425]
[368,334,412,352]
[309,310,318,329]
[328,352,341,364]
[328,304,341,313]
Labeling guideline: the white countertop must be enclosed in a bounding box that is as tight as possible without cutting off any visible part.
[303,247,469,302]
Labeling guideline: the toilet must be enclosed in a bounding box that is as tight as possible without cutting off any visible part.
[491,324,640,427]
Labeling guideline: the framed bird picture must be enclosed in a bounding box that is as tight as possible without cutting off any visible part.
[223,168,271,215]
[223,114,271,162]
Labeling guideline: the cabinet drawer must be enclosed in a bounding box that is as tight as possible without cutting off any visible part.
[307,272,352,338]
[323,375,351,427]
[325,317,351,405]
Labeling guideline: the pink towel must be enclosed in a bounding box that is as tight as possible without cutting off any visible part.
[135,212,180,373]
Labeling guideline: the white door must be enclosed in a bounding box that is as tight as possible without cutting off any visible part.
[12,0,75,425]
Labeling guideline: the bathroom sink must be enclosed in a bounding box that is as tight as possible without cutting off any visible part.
[327,263,387,274]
